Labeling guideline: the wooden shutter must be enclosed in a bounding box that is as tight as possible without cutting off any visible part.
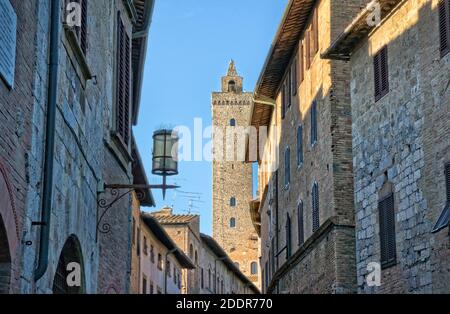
[80,0,88,55]
[305,29,311,69]
[298,201,304,245]
[281,83,286,119]
[297,125,303,166]
[300,42,304,83]
[313,9,319,54]
[285,148,290,187]
[286,214,292,258]
[311,100,317,145]
[374,46,389,101]
[116,13,131,146]
[446,163,450,202]
[287,71,291,108]
[379,194,397,268]
[439,0,450,57]
[292,58,297,96]
[312,183,320,232]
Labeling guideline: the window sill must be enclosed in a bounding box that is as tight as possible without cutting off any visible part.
[381,260,397,270]
[62,25,93,88]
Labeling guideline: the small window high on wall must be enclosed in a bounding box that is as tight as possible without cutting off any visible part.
[228,81,236,92]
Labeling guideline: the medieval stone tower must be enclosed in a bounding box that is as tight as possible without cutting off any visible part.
[211,61,259,286]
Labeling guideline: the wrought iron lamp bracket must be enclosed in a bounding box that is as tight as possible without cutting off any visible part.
[96,182,179,241]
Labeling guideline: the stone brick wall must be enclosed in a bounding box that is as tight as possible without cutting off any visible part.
[350,0,450,293]
[0,0,39,294]
[212,64,259,286]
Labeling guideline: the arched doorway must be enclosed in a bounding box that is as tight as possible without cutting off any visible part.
[52,235,85,294]
[0,215,11,294]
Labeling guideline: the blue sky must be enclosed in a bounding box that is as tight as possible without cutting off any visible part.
[134,0,288,235]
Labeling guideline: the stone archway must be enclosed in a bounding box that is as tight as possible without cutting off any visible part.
[0,215,11,294]
[0,161,18,294]
[52,235,85,294]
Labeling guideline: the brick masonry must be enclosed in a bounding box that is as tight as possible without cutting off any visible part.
[350,0,450,293]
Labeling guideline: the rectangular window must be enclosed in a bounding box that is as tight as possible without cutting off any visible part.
[312,8,319,55]
[305,29,311,69]
[115,12,131,146]
[297,125,303,166]
[201,268,204,289]
[284,148,290,188]
[374,46,389,101]
[158,254,163,270]
[298,202,304,246]
[132,218,136,245]
[310,100,318,145]
[281,83,286,119]
[292,58,298,96]
[150,245,155,263]
[143,237,148,255]
[312,183,320,232]
[287,70,292,108]
[150,282,154,294]
[299,42,304,83]
[142,277,147,294]
[379,193,397,269]
[136,228,140,256]
[446,163,450,202]
[439,0,450,57]
[286,214,292,258]
[167,260,171,277]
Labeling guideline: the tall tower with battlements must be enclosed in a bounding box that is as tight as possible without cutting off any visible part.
[211,61,259,287]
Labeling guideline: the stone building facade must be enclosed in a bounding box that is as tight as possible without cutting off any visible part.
[152,207,259,294]
[200,233,259,294]
[211,61,259,286]
[152,207,202,294]
[0,0,154,294]
[247,0,370,294]
[323,0,450,293]
[130,203,194,294]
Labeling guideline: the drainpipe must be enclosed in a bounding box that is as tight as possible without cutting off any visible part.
[34,0,60,281]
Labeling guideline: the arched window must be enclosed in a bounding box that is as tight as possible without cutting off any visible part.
[312,182,320,232]
[189,244,194,259]
[208,268,211,288]
[228,80,236,92]
[0,214,11,294]
[53,235,85,294]
[195,250,198,265]
[286,214,292,258]
[230,118,236,127]
[230,197,236,207]
[230,217,236,228]
[285,147,291,188]
[251,262,258,275]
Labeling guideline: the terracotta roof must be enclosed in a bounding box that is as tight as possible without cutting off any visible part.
[151,210,198,225]
[322,0,403,60]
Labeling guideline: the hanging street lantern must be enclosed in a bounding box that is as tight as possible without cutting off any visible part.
[152,129,179,199]
[96,129,180,240]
